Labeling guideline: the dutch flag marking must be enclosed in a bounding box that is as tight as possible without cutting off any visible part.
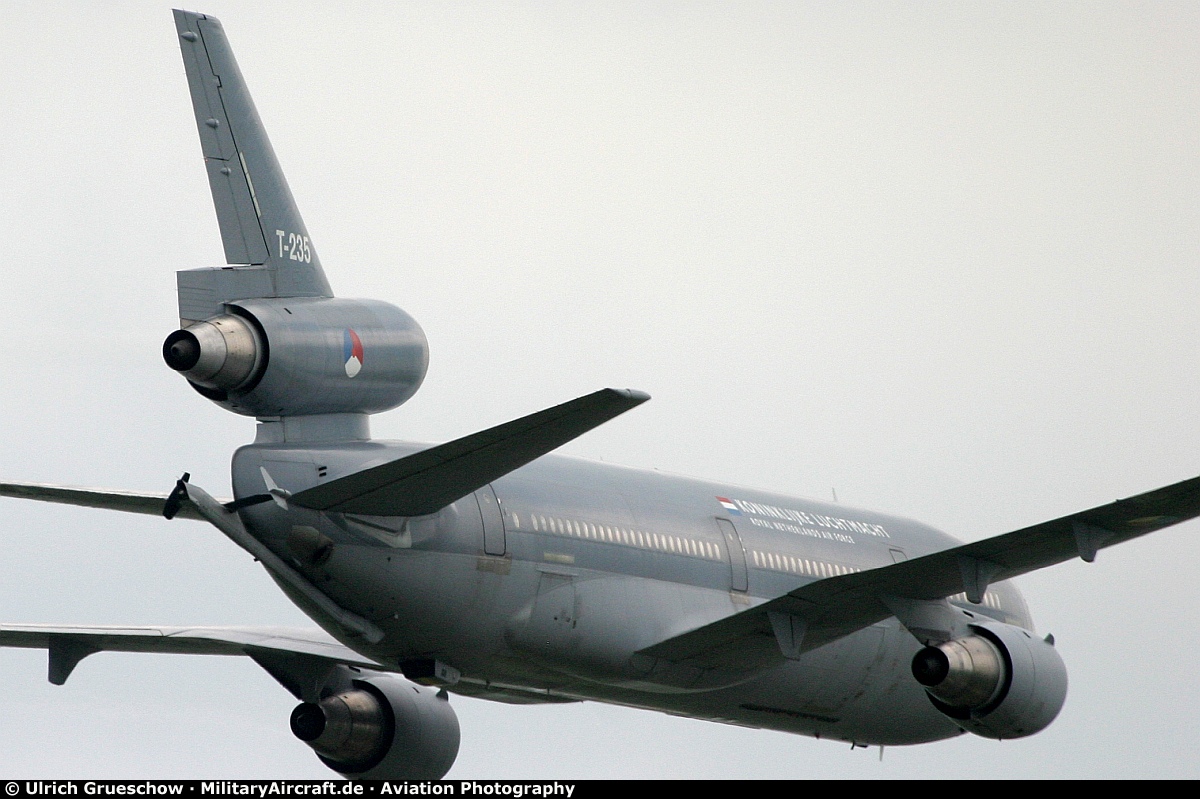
[716,496,742,515]
[343,328,364,378]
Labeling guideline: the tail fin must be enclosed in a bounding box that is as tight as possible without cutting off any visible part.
[173,9,332,322]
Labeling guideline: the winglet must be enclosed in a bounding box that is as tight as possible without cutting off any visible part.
[173,10,332,308]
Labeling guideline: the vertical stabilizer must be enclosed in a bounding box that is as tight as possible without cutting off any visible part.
[173,9,333,306]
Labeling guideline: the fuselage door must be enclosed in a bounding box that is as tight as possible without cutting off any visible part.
[717,517,749,592]
[475,485,505,556]
[260,453,319,494]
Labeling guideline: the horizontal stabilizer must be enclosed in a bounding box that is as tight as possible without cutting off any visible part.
[291,388,650,516]
[0,482,223,522]
[639,472,1200,668]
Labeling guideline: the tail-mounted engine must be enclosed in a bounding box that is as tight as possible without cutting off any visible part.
[166,10,430,420]
[911,621,1068,739]
[289,676,460,780]
[163,296,428,417]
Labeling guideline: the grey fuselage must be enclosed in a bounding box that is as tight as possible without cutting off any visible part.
[233,431,1033,748]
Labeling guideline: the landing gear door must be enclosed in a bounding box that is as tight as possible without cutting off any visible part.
[475,485,505,556]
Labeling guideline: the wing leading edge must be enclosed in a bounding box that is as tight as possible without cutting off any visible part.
[639,473,1200,668]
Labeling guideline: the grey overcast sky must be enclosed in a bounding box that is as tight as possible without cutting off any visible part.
[1,0,1198,779]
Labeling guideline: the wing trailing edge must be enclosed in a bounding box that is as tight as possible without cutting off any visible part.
[639,472,1200,668]
[0,624,383,696]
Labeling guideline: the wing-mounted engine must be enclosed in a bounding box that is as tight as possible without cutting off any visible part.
[911,620,1067,739]
[289,674,460,780]
[163,297,428,416]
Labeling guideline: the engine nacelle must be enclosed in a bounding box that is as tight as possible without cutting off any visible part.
[911,621,1068,740]
[290,676,460,779]
[163,297,428,417]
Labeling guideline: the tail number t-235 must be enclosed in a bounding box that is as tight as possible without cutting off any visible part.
[275,229,312,263]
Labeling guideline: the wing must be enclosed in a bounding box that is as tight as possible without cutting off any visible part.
[0,482,220,522]
[640,473,1200,668]
[0,623,383,699]
[291,387,650,516]
[0,480,386,645]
